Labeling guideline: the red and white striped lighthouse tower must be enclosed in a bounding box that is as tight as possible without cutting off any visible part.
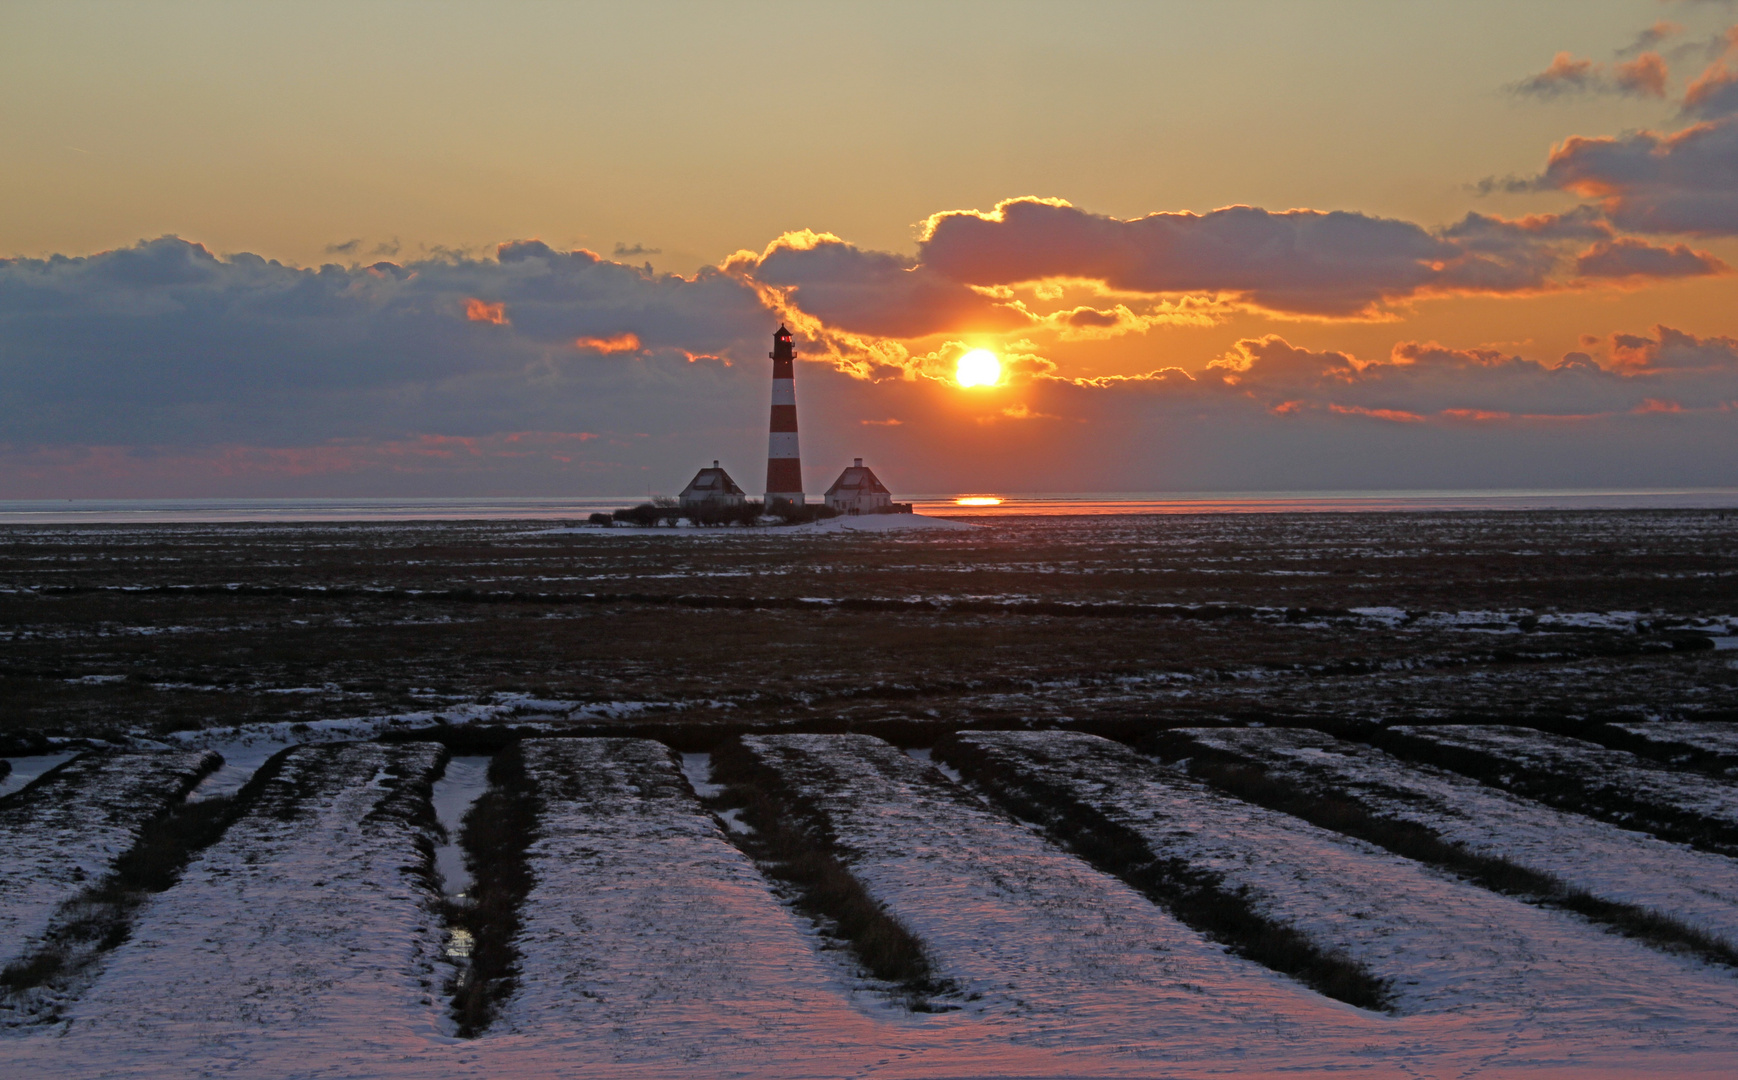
[765,324,805,506]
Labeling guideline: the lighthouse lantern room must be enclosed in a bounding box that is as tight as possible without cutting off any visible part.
[764,324,805,506]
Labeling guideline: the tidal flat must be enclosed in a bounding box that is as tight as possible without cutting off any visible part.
[2,510,1734,749]
[4,510,1738,1077]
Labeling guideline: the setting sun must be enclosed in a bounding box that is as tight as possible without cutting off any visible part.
[955,349,1001,388]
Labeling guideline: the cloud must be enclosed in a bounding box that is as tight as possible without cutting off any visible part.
[1618,21,1684,58]
[0,235,773,453]
[920,199,1443,316]
[912,198,1704,318]
[612,242,662,257]
[4,233,1735,498]
[1190,331,1738,420]
[325,237,402,258]
[574,332,642,354]
[1609,324,1738,370]
[733,230,1034,338]
[1683,29,1738,117]
[1617,53,1672,97]
[1511,51,1669,99]
[1541,117,1738,234]
[1038,301,1220,339]
[465,298,508,324]
[1513,52,1600,98]
[1574,237,1728,278]
[816,331,1738,493]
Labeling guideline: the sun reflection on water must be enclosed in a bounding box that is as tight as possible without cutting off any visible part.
[445,926,475,962]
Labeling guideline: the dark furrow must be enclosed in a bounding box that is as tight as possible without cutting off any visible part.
[708,739,950,1009]
[443,742,539,1037]
[934,732,1393,1012]
[1160,744,1738,972]
[0,748,283,1016]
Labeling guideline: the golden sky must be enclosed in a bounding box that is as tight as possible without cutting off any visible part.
[2,1,1736,496]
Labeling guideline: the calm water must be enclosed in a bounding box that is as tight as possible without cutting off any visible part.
[1,489,1736,524]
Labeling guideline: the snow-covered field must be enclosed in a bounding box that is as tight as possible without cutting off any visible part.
[944,730,1738,1039]
[502,738,895,1068]
[10,743,449,1073]
[0,749,218,982]
[735,733,1379,1058]
[6,731,1738,1077]
[1164,725,1738,955]
[1382,724,1738,853]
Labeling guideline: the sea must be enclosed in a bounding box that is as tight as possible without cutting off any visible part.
[2,489,1736,524]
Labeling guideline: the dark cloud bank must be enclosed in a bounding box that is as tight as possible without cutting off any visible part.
[1,229,1734,497]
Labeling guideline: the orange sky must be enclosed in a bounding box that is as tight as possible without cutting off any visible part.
[2,1,1736,496]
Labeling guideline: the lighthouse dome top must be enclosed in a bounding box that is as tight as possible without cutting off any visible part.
[774,324,792,339]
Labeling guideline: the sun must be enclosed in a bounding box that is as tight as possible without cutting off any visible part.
[955,349,1001,388]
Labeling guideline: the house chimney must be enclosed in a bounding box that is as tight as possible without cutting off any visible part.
[854,458,863,468]
[765,325,804,505]
[713,460,719,469]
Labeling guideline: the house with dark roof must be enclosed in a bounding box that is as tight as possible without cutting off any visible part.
[678,461,747,511]
[824,458,908,515]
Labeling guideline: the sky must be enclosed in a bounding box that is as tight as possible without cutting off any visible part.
[3,0,1737,498]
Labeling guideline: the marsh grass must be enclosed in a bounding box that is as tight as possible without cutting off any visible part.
[10,513,1735,749]
[934,734,1393,1012]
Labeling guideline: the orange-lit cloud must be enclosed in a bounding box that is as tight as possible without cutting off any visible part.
[1511,51,1669,99]
[900,197,1717,320]
[1543,122,1738,235]
[465,298,508,325]
[997,403,1063,421]
[1329,404,1428,423]
[1575,238,1728,280]
[1683,26,1738,119]
[3,221,1734,500]
[1616,53,1669,98]
[734,230,1033,338]
[574,332,643,354]
[1610,324,1738,371]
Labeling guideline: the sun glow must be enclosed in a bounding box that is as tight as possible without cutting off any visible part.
[955,349,1001,388]
[954,496,1004,506]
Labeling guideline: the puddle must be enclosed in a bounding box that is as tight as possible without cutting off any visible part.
[430,756,493,899]
[0,752,80,798]
[905,746,963,784]
[682,752,753,834]
[680,752,725,799]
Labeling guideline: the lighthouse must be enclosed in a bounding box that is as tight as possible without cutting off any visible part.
[764,324,805,506]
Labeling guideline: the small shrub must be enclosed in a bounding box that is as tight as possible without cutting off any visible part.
[765,500,839,525]
[611,503,659,527]
[687,501,761,527]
